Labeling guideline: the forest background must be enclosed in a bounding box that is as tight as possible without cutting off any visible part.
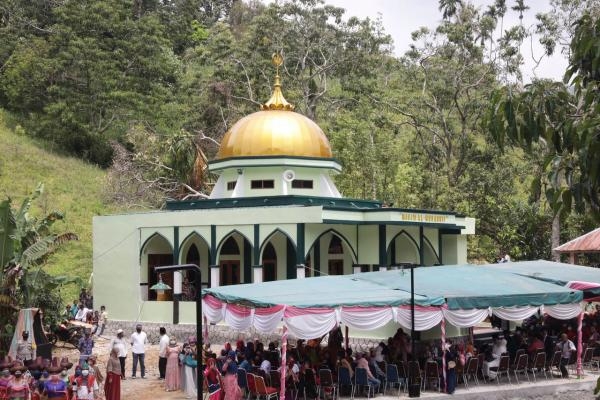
[0,0,599,334]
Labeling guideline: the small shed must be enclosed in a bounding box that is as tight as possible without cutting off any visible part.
[554,227,600,264]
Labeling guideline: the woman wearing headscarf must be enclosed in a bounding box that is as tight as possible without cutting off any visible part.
[222,361,241,400]
[204,358,219,393]
[165,337,181,392]
[104,347,122,400]
[7,366,29,400]
[183,343,199,398]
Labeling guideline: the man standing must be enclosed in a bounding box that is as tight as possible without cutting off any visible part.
[109,329,128,379]
[16,330,35,366]
[130,324,148,379]
[559,333,576,378]
[97,306,108,337]
[158,327,169,380]
[78,329,94,366]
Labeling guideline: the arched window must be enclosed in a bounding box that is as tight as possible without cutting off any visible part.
[221,237,240,255]
[328,235,343,254]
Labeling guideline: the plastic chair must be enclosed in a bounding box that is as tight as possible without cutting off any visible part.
[530,352,547,382]
[270,370,281,391]
[462,357,479,388]
[476,353,486,380]
[209,388,222,400]
[384,363,401,395]
[247,373,258,400]
[548,350,562,378]
[512,349,525,367]
[354,367,376,399]
[490,355,511,385]
[238,368,249,396]
[582,346,595,372]
[255,374,278,400]
[337,366,354,399]
[423,361,439,392]
[302,369,317,400]
[510,353,529,384]
[407,361,421,388]
[396,361,408,392]
[317,369,337,400]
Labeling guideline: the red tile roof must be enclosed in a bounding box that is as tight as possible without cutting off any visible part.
[554,228,600,253]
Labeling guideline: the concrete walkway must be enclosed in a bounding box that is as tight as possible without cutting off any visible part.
[359,372,597,399]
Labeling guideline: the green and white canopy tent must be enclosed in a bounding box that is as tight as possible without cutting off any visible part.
[487,260,600,299]
[202,262,588,392]
[202,265,583,338]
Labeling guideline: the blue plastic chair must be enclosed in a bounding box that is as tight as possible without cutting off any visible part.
[354,367,376,399]
[337,366,354,398]
[385,363,401,395]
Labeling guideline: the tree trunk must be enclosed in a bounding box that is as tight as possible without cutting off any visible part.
[551,212,561,262]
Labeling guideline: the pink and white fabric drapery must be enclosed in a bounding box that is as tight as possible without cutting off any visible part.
[202,295,583,339]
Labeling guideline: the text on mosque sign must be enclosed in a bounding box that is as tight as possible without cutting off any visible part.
[401,213,449,223]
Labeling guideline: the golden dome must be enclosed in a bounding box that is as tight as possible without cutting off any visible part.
[216,110,333,159]
[215,53,333,160]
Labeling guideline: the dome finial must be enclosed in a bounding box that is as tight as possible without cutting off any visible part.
[261,52,294,111]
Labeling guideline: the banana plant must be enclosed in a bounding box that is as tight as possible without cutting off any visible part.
[0,183,78,307]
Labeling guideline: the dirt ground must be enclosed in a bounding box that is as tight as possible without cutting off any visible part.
[53,334,193,399]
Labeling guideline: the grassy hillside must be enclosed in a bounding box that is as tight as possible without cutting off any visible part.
[0,113,122,304]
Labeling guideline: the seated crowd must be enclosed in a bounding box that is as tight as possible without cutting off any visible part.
[204,309,600,399]
[0,355,104,400]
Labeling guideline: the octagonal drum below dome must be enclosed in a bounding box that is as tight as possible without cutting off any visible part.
[216,110,333,159]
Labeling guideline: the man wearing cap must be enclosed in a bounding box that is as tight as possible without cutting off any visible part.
[158,327,169,380]
[78,329,94,367]
[130,324,148,379]
[109,329,128,379]
[16,330,35,366]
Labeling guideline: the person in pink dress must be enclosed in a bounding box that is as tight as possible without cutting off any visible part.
[222,362,241,400]
[165,338,181,392]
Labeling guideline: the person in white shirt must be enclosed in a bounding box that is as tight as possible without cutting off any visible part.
[109,329,128,379]
[483,334,507,379]
[130,324,148,379]
[559,333,576,378]
[260,358,271,375]
[74,303,90,321]
[158,327,170,380]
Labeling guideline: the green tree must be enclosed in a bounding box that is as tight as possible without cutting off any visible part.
[487,12,600,226]
[0,0,181,166]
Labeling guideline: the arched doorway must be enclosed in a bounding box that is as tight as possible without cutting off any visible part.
[305,230,356,277]
[262,243,277,282]
[180,232,210,291]
[261,229,296,281]
[220,236,240,286]
[387,231,419,265]
[328,235,344,275]
[141,234,173,301]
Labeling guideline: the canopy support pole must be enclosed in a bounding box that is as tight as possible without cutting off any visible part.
[280,326,288,400]
[441,318,446,393]
[577,311,583,377]
[345,326,349,353]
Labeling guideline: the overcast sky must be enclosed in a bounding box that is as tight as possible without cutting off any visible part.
[322,0,569,83]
